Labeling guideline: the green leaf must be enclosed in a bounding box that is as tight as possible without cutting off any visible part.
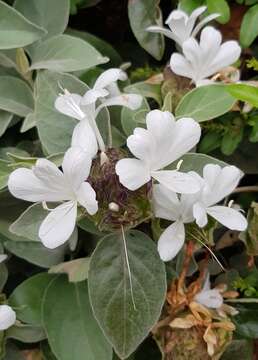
[124,81,162,107]
[9,203,49,242]
[207,0,230,24]
[30,34,108,72]
[175,85,236,122]
[240,4,258,47]
[128,0,165,60]
[20,112,36,132]
[6,324,46,343]
[0,76,33,117]
[35,70,86,154]
[221,128,243,155]
[179,0,204,13]
[67,29,122,67]
[41,341,57,360]
[0,0,46,49]
[88,230,167,359]
[9,273,54,326]
[121,97,149,135]
[14,0,70,39]
[221,340,253,360]
[49,258,90,282]
[0,110,13,137]
[227,83,258,107]
[168,152,228,175]
[198,132,222,153]
[4,241,66,268]
[0,160,11,190]
[0,263,8,292]
[233,304,258,338]
[42,276,112,360]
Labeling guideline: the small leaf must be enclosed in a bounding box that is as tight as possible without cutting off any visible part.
[222,340,253,360]
[49,257,90,282]
[14,0,70,39]
[198,132,222,153]
[121,97,149,135]
[6,324,46,343]
[0,0,46,49]
[227,83,258,107]
[9,203,49,242]
[207,0,230,24]
[233,304,258,338]
[168,152,228,175]
[240,4,258,48]
[0,76,34,117]
[88,230,167,359]
[4,241,66,268]
[124,81,162,106]
[42,276,112,360]
[175,85,236,122]
[128,0,165,60]
[30,34,108,72]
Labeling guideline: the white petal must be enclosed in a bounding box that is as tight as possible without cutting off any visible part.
[71,119,98,159]
[68,226,78,251]
[93,68,127,90]
[207,40,241,77]
[33,159,68,192]
[62,147,92,192]
[193,201,208,227]
[8,168,68,202]
[202,164,242,205]
[146,26,177,41]
[55,93,85,120]
[39,201,77,249]
[0,254,7,263]
[158,221,185,261]
[153,184,180,221]
[192,13,220,37]
[115,158,151,191]
[96,94,142,115]
[152,170,200,194]
[195,289,223,309]
[166,10,190,45]
[76,182,98,215]
[127,127,155,163]
[81,88,109,105]
[207,205,247,231]
[170,53,193,79]
[0,305,16,331]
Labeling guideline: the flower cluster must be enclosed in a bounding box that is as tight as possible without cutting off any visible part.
[148,6,241,86]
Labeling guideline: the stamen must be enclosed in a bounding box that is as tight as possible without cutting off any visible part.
[109,202,120,212]
[228,200,234,208]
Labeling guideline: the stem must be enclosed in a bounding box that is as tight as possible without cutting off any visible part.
[89,115,106,152]
[233,186,258,194]
[177,241,194,293]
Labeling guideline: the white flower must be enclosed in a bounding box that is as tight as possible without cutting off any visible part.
[147,6,219,47]
[153,181,201,261]
[194,274,223,309]
[153,164,247,262]
[170,26,241,86]
[193,164,247,231]
[8,147,98,249]
[116,110,201,193]
[0,305,16,331]
[55,68,142,155]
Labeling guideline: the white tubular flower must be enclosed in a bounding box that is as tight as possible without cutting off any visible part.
[8,147,98,249]
[116,110,201,193]
[193,164,247,231]
[55,68,142,155]
[194,274,223,309]
[170,26,241,86]
[153,181,202,261]
[147,6,219,47]
[0,305,16,331]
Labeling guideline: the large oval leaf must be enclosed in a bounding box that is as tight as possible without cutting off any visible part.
[128,0,164,60]
[88,230,167,359]
[240,4,258,48]
[0,76,34,117]
[14,0,70,39]
[207,0,230,24]
[30,34,108,72]
[175,84,236,122]
[42,276,112,360]
[0,0,46,49]
[227,83,258,107]
[9,273,54,326]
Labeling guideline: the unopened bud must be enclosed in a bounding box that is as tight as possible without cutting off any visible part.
[108,202,120,212]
